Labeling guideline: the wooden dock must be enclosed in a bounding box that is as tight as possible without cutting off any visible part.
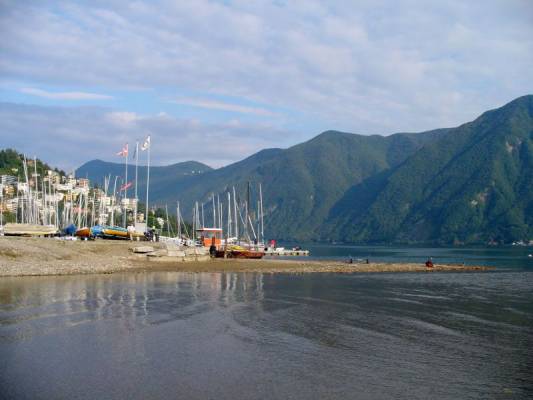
[264,248,309,256]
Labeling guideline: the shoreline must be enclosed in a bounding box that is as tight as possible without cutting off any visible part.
[0,237,491,277]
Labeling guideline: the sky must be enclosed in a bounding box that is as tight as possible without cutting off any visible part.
[1,0,532,171]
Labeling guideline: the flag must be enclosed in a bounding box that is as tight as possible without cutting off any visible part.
[120,181,133,191]
[116,143,128,157]
[141,135,151,151]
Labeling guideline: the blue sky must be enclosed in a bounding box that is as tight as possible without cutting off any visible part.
[1,0,532,170]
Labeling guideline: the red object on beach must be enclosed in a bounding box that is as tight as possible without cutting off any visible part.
[215,249,265,259]
[425,260,434,268]
[230,250,264,259]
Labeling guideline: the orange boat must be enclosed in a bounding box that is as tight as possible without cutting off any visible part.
[75,227,91,239]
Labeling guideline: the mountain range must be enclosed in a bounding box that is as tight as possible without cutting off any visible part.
[76,95,533,244]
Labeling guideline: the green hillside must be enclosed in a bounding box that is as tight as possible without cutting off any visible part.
[339,95,533,244]
[79,130,442,240]
[0,148,64,177]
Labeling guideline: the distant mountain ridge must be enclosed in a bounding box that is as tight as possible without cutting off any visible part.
[76,159,212,197]
[75,95,533,244]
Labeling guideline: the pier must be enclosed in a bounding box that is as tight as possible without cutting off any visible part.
[265,247,309,256]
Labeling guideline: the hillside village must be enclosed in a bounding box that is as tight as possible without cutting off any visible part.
[0,151,142,230]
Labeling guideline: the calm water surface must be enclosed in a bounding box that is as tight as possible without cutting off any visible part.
[279,243,533,270]
[1,247,533,399]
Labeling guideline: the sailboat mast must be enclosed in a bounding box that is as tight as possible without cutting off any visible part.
[165,204,170,237]
[134,141,139,226]
[192,204,196,239]
[42,174,46,225]
[111,176,118,226]
[33,156,38,224]
[227,192,232,237]
[23,155,29,224]
[233,186,238,242]
[259,183,264,244]
[245,181,251,242]
[257,200,260,244]
[212,194,216,228]
[91,194,95,227]
[145,140,151,231]
[123,144,128,228]
[177,202,181,238]
[84,192,89,227]
[218,197,222,230]
[179,203,189,238]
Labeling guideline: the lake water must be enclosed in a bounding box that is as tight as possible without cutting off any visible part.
[1,247,532,399]
[278,243,533,270]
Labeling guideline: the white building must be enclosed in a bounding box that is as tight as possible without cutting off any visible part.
[1,175,17,185]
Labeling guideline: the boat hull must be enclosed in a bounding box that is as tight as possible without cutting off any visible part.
[91,225,130,240]
[229,250,265,260]
[75,227,91,238]
[102,228,129,238]
[214,244,264,259]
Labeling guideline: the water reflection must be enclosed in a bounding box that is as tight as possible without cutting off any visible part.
[0,272,267,342]
[1,271,532,400]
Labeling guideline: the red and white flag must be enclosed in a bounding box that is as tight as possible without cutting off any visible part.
[119,181,133,191]
[116,143,129,157]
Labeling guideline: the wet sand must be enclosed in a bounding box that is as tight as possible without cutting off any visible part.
[131,258,489,274]
[0,236,489,277]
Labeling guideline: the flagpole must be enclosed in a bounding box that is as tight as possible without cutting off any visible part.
[134,141,139,228]
[123,143,128,228]
[145,139,151,231]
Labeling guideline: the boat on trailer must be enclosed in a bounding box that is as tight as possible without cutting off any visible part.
[91,225,130,240]
[3,223,58,237]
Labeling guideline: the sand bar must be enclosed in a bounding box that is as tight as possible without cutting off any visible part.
[0,237,490,277]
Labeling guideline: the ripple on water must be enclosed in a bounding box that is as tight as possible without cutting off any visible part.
[0,271,532,400]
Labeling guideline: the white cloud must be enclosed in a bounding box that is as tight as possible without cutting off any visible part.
[0,103,294,170]
[170,97,277,117]
[19,87,113,100]
[0,0,532,134]
[106,111,139,126]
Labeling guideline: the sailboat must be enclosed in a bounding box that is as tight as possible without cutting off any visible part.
[207,184,265,259]
[74,189,91,238]
[5,155,59,236]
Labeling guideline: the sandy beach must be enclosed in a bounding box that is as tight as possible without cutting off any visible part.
[0,237,490,277]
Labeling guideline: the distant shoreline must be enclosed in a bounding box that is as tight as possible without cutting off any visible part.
[0,237,490,277]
